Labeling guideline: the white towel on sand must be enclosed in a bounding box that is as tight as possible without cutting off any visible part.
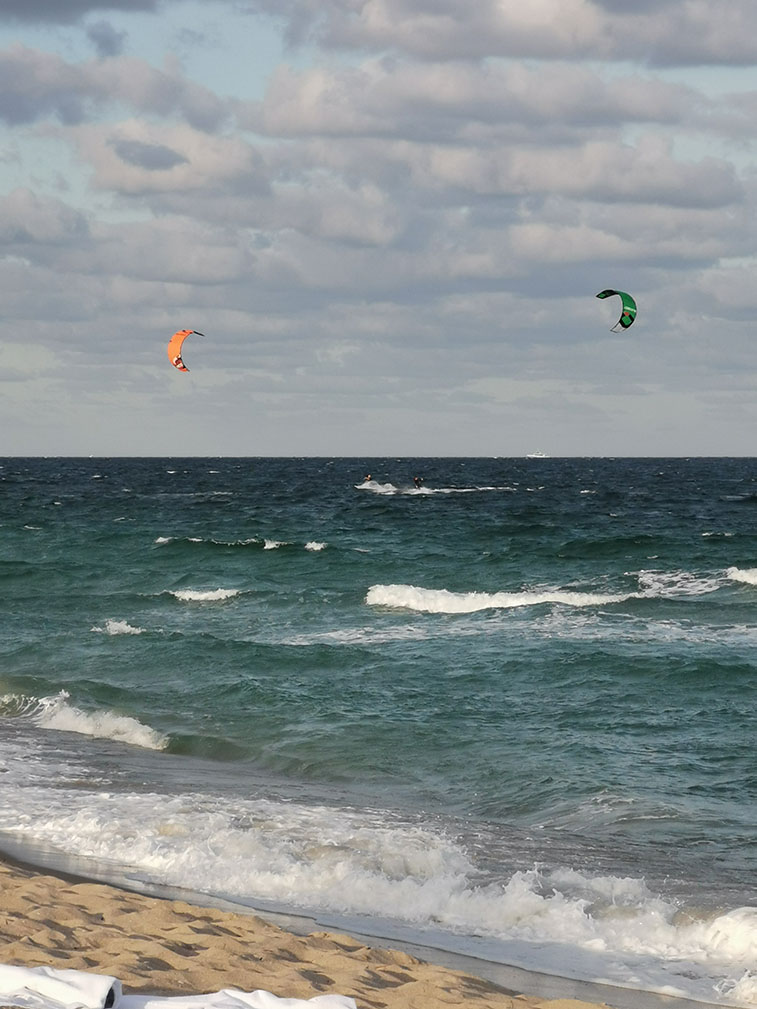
[0,967,356,1009]
[121,992,356,1009]
[0,964,121,1009]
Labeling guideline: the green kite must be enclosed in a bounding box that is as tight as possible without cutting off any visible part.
[596,289,637,331]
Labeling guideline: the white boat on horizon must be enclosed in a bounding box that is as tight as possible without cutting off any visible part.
[526,451,549,459]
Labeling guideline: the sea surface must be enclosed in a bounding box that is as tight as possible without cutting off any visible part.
[1,457,756,1006]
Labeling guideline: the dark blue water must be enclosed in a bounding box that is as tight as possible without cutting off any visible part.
[1,457,756,1005]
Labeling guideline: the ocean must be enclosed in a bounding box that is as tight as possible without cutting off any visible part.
[1,456,756,1006]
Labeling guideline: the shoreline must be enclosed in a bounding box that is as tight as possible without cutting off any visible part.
[0,851,525,1009]
[0,842,727,1009]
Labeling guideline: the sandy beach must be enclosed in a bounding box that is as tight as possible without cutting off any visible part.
[0,856,609,1009]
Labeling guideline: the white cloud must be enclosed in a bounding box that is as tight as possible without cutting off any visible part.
[246,60,700,140]
[244,0,757,65]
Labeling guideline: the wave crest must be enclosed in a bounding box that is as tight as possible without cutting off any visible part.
[366,584,625,614]
[91,619,145,635]
[356,481,515,496]
[171,588,240,602]
[0,690,167,750]
[727,566,757,586]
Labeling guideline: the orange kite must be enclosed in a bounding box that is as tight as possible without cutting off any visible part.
[167,329,203,372]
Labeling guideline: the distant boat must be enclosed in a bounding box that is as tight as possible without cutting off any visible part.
[526,451,549,459]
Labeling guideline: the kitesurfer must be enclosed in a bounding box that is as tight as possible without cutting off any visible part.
[413,476,424,489]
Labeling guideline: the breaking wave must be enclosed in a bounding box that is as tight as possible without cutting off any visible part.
[0,690,167,750]
[356,480,516,496]
[170,588,241,602]
[366,584,626,613]
[727,566,757,586]
[1,786,755,1005]
[91,619,146,635]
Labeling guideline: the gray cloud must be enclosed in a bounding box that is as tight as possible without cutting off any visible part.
[110,138,189,170]
[0,0,159,24]
[0,47,228,129]
[86,20,127,58]
[0,47,93,125]
[0,189,89,247]
[64,121,269,199]
[592,0,679,9]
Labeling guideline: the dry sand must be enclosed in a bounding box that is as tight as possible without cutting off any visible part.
[0,857,607,1009]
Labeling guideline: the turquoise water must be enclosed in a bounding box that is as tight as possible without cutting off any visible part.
[1,457,756,1005]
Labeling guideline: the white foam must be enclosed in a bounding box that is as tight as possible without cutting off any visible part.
[1,786,754,1006]
[700,907,757,960]
[209,537,259,546]
[355,481,516,496]
[281,624,436,646]
[637,569,724,597]
[264,540,286,550]
[91,619,146,636]
[416,485,517,495]
[355,480,397,494]
[522,608,757,649]
[305,541,327,551]
[156,535,261,547]
[720,971,757,1003]
[0,691,167,750]
[727,566,757,586]
[171,588,240,601]
[366,584,626,614]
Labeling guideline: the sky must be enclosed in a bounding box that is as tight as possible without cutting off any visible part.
[2,0,757,456]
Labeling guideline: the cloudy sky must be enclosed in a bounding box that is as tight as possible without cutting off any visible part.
[2,0,757,456]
